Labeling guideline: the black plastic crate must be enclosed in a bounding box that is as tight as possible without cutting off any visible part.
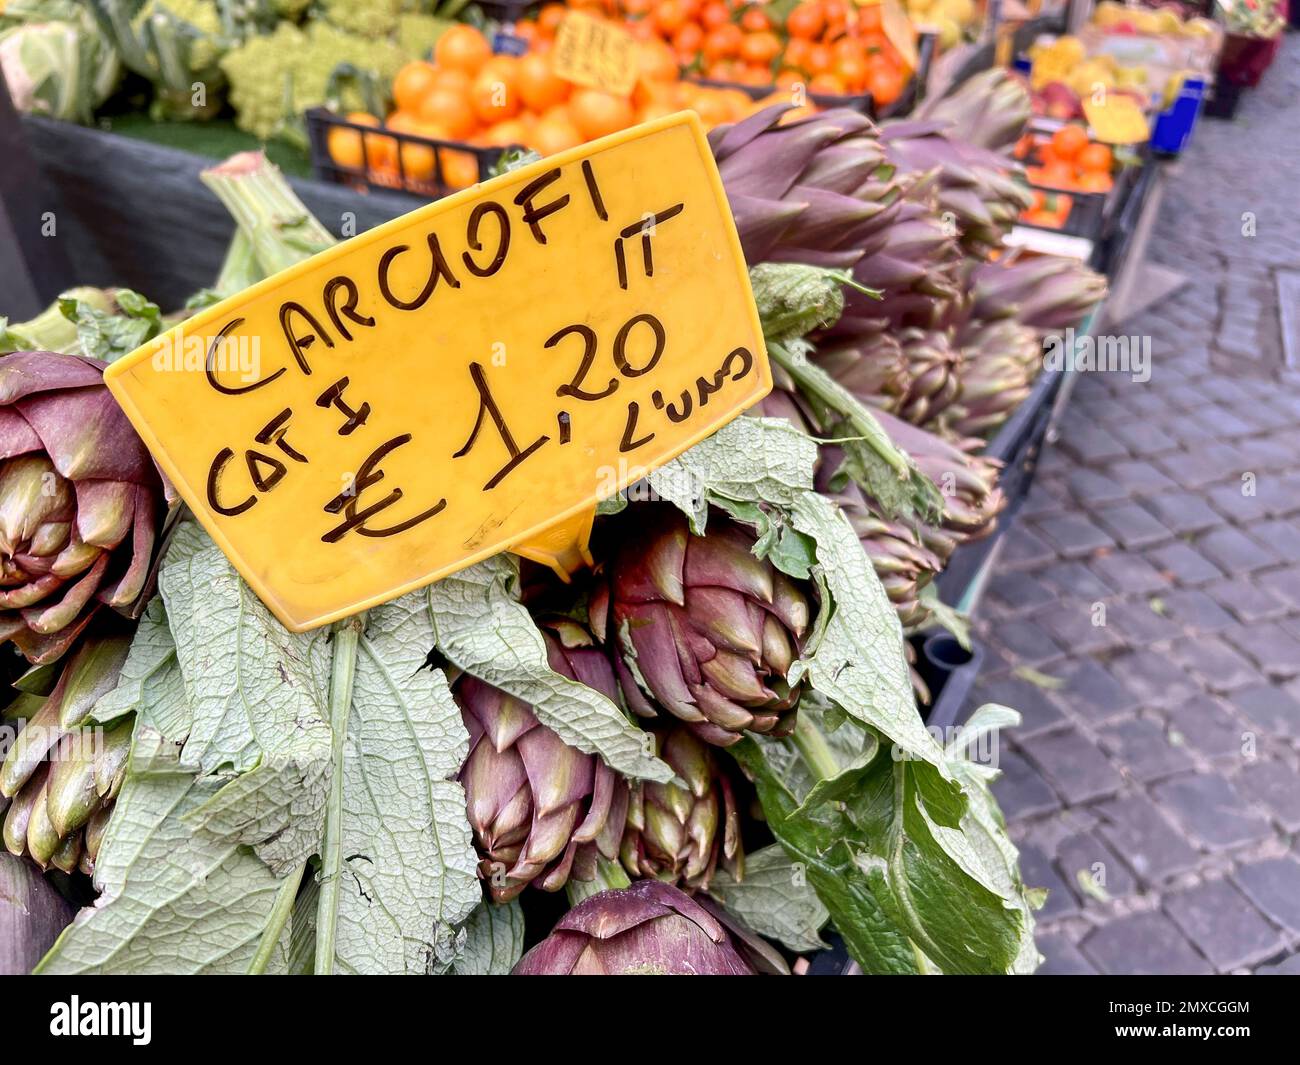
[305,106,513,200]
[934,364,1064,606]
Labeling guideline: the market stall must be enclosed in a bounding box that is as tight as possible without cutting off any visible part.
[0,0,1263,978]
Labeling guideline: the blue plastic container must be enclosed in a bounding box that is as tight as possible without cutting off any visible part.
[1151,76,1207,155]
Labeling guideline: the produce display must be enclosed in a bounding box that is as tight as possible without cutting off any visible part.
[571,0,916,103]
[4,0,1201,984]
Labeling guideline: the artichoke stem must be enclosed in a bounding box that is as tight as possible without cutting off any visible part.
[565,856,632,907]
[249,859,307,975]
[792,714,841,782]
[314,611,367,975]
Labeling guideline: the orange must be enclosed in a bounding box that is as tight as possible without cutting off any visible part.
[440,148,480,191]
[513,19,539,42]
[635,38,680,82]
[653,0,689,34]
[786,2,824,39]
[386,113,439,183]
[517,53,570,112]
[809,71,845,94]
[1077,142,1113,173]
[700,0,730,28]
[703,23,743,59]
[866,65,904,106]
[1050,124,1089,162]
[638,99,679,123]
[1076,169,1113,192]
[836,54,868,91]
[704,57,739,81]
[417,86,477,139]
[481,118,530,148]
[327,112,378,171]
[432,66,472,93]
[784,37,812,71]
[739,6,770,31]
[537,2,567,37]
[392,61,438,115]
[533,106,585,155]
[568,88,635,139]
[673,22,705,60]
[740,30,781,66]
[807,42,833,74]
[470,57,523,123]
[434,25,491,75]
[857,3,882,33]
[690,89,733,126]
[737,63,773,85]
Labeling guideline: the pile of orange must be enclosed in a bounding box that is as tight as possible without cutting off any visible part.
[328,22,816,193]
[1018,124,1115,193]
[530,0,911,103]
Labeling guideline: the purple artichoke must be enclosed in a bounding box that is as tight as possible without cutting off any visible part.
[592,508,810,748]
[620,727,741,892]
[0,352,164,664]
[455,618,628,902]
[513,879,755,975]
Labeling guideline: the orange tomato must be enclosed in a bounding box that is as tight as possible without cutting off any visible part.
[1076,169,1113,192]
[836,54,868,91]
[1077,142,1113,173]
[807,42,833,74]
[786,2,824,39]
[673,22,705,60]
[737,62,774,85]
[636,38,680,81]
[537,3,567,37]
[1050,124,1089,162]
[703,22,743,59]
[653,0,690,35]
[533,105,585,154]
[866,65,904,106]
[783,37,812,71]
[517,52,570,112]
[417,86,477,139]
[856,3,882,33]
[434,25,491,75]
[740,30,782,65]
[392,62,438,115]
[809,71,845,94]
[700,0,730,27]
[705,57,740,80]
[739,6,771,31]
[568,88,635,139]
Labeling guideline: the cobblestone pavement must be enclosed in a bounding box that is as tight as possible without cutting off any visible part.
[967,39,1300,975]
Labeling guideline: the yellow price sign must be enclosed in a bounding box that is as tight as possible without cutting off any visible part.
[1082,93,1150,144]
[106,114,770,632]
[551,11,638,96]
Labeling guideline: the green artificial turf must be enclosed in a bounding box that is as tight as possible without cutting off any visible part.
[96,113,315,178]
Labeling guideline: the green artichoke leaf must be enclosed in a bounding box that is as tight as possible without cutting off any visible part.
[709,843,830,954]
[331,592,480,975]
[733,734,1029,974]
[790,489,948,767]
[445,895,526,976]
[427,554,672,783]
[59,287,163,364]
[88,598,181,729]
[35,655,294,975]
[749,262,869,345]
[729,738,919,973]
[160,521,332,875]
